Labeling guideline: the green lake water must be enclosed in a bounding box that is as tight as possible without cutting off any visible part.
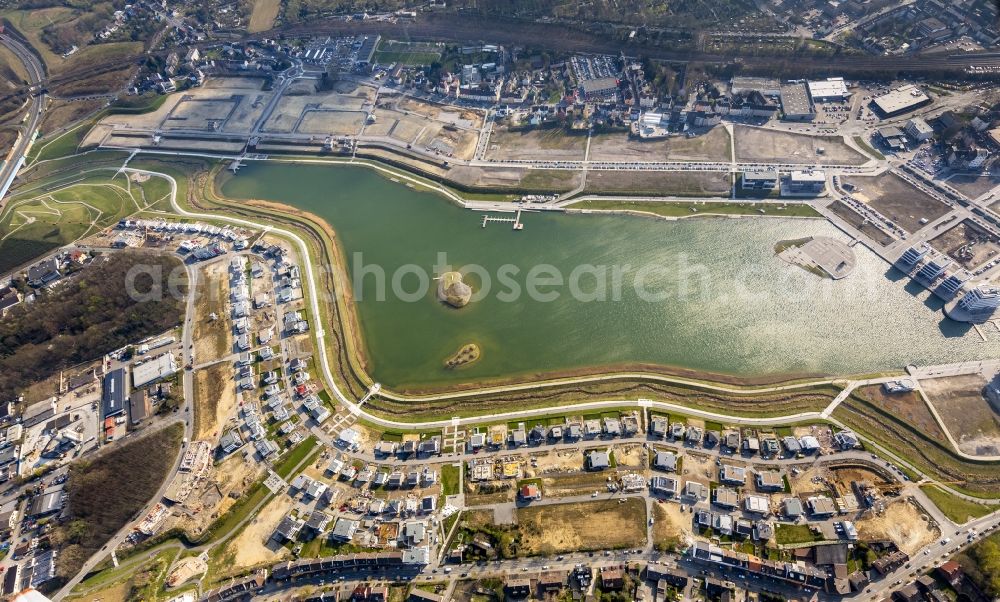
[221,162,996,389]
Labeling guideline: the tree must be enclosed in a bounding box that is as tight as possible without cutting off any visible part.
[0,253,185,402]
[971,536,1000,596]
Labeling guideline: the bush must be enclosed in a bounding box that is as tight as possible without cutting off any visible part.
[968,535,1000,596]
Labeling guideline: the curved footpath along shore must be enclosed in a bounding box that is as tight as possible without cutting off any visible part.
[12,158,998,504]
[45,159,981,487]
[136,164,854,427]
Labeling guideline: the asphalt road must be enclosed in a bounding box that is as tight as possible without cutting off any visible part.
[0,31,45,206]
[51,262,199,601]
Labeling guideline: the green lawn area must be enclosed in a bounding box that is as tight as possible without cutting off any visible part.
[275,435,319,479]
[0,173,151,272]
[72,546,179,598]
[921,485,995,524]
[374,50,442,65]
[441,463,461,497]
[29,121,92,163]
[572,199,822,218]
[373,40,442,66]
[775,523,822,545]
[853,136,886,161]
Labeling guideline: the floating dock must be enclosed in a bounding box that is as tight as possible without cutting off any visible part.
[481,209,524,230]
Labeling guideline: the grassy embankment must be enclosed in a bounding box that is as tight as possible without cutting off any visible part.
[853,136,886,161]
[66,547,180,601]
[27,94,168,164]
[920,485,994,524]
[362,378,843,422]
[834,393,1000,499]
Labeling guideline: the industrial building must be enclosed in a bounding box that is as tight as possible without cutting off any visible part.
[355,35,381,67]
[807,77,850,102]
[128,389,151,426]
[27,487,64,518]
[132,353,178,388]
[871,85,931,118]
[779,83,816,121]
[101,368,128,419]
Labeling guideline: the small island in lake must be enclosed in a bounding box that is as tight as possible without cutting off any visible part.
[444,343,481,369]
[437,271,473,308]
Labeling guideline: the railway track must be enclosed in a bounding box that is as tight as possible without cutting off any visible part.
[260,13,1000,77]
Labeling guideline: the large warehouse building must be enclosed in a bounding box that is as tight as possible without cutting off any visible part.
[101,368,128,419]
[779,83,816,121]
[132,352,178,388]
[872,85,931,118]
[807,77,851,102]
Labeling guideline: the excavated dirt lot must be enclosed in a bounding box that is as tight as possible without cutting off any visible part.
[855,499,939,555]
[929,219,1000,269]
[516,498,647,554]
[222,493,294,571]
[588,126,731,162]
[193,363,236,442]
[166,556,207,588]
[735,126,867,165]
[486,126,587,161]
[653,501,692,548]
[922,375,1000,456]
[842,173,951,233]
[192,261,232,362]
